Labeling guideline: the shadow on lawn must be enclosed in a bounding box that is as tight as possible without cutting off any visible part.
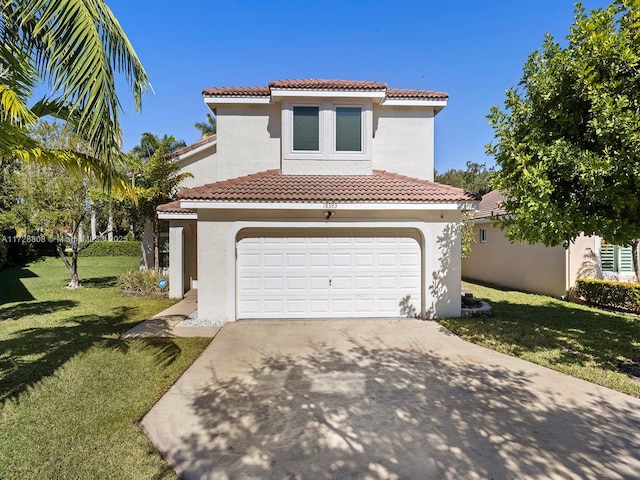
[0,265,38,305]
[164,333,640,479]
[452,295,640,374]
[81,275,119,288]
[0,299,78,321]
[0,306,183,404]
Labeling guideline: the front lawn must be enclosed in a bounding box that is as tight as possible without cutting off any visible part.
[441,282,640,397]
[0,257,210,479]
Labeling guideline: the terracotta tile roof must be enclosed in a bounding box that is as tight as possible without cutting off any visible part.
[202,80,447,100]
[169,135,217,159]
[268,79,387,90]
[475,190,507,218]
[178,170,480,204]
[387,88,449,99]
[202,86,270,97]
[156,200,194,214]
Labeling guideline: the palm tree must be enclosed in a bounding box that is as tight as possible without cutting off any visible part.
[0,0,150,187]
[194,113,217,138]
[130,132,186,161]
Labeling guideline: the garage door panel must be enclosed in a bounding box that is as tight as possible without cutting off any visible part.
[237,237,421,319]
[286,254,306,267]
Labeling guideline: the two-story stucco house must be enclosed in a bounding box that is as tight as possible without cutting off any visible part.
[157,79,479,324]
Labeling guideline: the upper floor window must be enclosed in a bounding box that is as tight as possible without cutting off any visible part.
[293,106,319,151]
[283,100,371,164]
[335,107,362,152]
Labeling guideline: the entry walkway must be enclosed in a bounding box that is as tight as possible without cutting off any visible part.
[120,290,220,338]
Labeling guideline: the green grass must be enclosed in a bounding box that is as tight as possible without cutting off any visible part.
[441,282,640,397]
[0,257,210,479]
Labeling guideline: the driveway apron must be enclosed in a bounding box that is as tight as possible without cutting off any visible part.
[142,319,640,479]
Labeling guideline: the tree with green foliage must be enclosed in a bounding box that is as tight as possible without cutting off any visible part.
[488,0,640,281]
[0,0,149,187]
[435,161,491,258]
[194,113,217,138]
[13,121,100,287]
[128,133,191,272]
[130,132,186,162]
[435,161,493,195]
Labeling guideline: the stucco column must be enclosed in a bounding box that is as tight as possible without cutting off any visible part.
[169,225,184,299]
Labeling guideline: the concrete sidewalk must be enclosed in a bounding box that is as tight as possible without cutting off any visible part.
[142,319,640,479]
[120,290,220,338]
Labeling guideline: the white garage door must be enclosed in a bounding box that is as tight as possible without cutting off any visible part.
[237,237,421,319]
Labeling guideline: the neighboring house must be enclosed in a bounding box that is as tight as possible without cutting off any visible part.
[462,190,635,298]
[157,79,479,323]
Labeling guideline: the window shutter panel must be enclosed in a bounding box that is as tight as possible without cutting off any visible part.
[600,243,616,271]
[619,246,634,272]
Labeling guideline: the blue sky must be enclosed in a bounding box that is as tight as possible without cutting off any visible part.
[108,0,610,172]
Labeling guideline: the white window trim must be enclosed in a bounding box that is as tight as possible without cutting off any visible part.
[283,99,372,162]
[479,228,486,243]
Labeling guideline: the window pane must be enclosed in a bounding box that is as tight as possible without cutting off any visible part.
[293,106,319,151]
[336,107,361,151]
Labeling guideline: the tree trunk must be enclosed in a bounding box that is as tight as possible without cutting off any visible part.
[58,220,84,289]
[57,242,82,289]
[632,238,639,283]
[140,241,149,270]
[107,209,113,241]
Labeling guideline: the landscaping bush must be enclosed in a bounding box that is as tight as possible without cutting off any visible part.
[79,240,140,257]
[117,269,168,297]
[1,229,61,265]
[574,278,640,313]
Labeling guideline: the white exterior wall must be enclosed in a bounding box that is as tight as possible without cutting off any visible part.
[179,103,437,182]
[196,208,462,323]
[176,144,218,188]
[215,104,281,180]
[373,106,435,181]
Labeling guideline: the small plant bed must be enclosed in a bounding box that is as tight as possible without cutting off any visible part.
[0,257,209,479]
[117,269,169,298]
[440,282,640,398]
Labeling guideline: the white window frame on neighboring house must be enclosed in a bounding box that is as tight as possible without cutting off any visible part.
[283,100,372,162]
[479,228,487,243]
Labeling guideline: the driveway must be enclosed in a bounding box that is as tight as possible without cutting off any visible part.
[142,319,640,479]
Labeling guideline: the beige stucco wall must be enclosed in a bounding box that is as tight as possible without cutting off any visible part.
[372,106,435,181]
[179,102,437,184]
[462,225,600,298]
[196,208,463,323]
[176,144,218,188]
[462,223,568,298]
[215,103,282,180]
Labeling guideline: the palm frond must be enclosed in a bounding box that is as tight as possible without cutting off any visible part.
[3,0,151,159]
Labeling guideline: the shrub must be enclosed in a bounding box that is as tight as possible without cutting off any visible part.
[79,241,140,257]
[1,229,61,265]
[574,278,640,313]
[117,269,169,297]
[0,239,7,269]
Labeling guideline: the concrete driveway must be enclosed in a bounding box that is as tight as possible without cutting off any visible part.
[142,320,640,479]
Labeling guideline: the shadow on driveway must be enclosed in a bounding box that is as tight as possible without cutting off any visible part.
[143,320,640,479]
